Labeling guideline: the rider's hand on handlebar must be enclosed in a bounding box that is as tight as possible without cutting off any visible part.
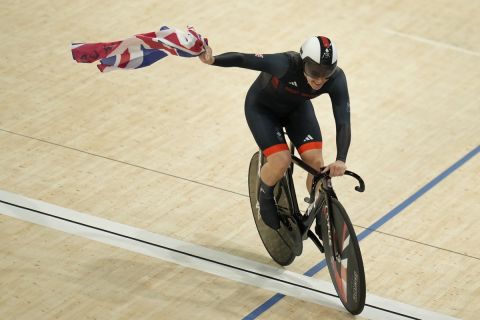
[199,43,215,65]
[322,160,346,177]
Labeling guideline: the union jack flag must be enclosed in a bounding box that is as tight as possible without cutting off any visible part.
[71,26,206,72]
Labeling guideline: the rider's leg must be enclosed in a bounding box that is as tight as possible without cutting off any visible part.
[244,95,291,230]
[283,100,323,194]
[299,148,324,239]
[260,150,291,186]
[299,147,325,238]
[258,149,291,229]
[299,148,324,192]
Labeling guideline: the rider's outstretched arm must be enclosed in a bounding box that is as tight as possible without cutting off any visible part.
[199,44,288,78]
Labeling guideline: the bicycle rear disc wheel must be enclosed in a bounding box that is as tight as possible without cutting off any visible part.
[320,198,366,314]
[248,151,296,266]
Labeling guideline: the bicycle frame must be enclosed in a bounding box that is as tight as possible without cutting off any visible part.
[260,142,365,251]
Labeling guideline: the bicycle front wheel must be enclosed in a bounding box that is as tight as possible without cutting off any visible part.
[319,198,366,315]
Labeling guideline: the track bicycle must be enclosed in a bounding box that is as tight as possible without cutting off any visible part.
[248,139,366,314]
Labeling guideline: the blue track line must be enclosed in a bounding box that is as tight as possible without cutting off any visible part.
[243,145,479,319]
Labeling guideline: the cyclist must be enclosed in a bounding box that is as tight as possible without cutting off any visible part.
[199,36,351,230]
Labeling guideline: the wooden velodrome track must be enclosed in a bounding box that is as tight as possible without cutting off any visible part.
[1,0,479,319]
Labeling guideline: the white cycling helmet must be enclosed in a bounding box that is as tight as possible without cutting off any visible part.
[300,36,338,78]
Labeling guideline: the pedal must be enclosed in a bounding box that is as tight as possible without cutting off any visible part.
[279,213,292,230]
[278,220,303,256]
[304,197,313,204]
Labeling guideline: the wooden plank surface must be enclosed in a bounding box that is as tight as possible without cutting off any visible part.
[1,0,479,319]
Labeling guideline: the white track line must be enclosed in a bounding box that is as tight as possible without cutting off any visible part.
[0,189,458,320]
[383,28,480,57]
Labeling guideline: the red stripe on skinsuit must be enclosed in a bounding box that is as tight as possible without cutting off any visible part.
[298,141,323,154]
[263,144,289,157]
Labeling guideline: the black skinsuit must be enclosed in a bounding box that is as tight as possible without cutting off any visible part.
[213,51,351,162]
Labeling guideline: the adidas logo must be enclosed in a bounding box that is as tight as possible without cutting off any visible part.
[288,81,298,87]
[303,135,314,142]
